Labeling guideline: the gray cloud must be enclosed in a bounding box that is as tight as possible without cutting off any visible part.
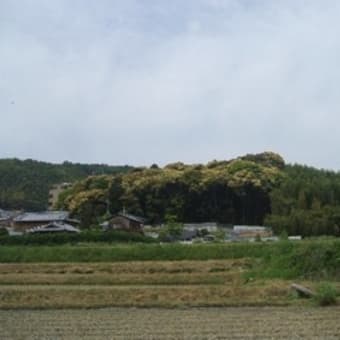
[1,0,340,168]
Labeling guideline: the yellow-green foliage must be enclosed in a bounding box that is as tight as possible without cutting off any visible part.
[61,176,112,226]
[60,152,284,225]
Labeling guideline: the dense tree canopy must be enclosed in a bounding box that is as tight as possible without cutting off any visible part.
[265,164,340,237]
[0,158,131,210]
[59,152,284,227]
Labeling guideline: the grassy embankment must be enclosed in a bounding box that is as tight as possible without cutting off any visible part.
[0,240,339,309]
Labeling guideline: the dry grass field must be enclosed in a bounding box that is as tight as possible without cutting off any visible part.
[0,259,339,338]
[0,260,307,309]
[1,307,340,339]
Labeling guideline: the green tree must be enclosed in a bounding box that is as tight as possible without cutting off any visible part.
[164,214,183,238]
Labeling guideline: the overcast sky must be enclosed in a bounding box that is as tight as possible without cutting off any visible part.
[1,0,340,169]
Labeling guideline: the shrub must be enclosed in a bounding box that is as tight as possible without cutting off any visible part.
[0,228,9,236]
[314,282,338,306]
[279,230,288,240]
[0,230,155,246]
[254,234,262,242]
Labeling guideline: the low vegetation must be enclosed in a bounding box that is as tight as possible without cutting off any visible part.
[0,230,154,246]
[0,239,339,280]
[0,242,268,262]
[314,282,338,306]
[0,239,338,309]
[246,238,340,280]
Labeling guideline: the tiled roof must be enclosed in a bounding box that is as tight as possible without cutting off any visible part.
[118,213,146,224]
[0,209,17,220]
[14,211,70,222]
[0,209,9,219]
[27,222,80,233]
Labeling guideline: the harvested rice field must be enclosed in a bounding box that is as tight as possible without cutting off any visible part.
[1,260,339,339]
[0,260,301,308]
[1,307,340,339]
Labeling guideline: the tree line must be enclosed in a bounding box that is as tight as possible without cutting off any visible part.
[265,164,340,237]
[4,153,340,237]
[0,158,131,210]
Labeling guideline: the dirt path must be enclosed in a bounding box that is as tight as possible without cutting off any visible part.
[1,307,340,339]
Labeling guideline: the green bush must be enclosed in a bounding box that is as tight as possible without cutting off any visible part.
[0,230,155,246]
[0,228,8,236]
[0,242,274,263]
[279,230,288,240]
[245,239,340,280]
[314,282,338,306]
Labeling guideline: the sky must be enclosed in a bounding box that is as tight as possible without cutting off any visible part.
[1,0,340,169]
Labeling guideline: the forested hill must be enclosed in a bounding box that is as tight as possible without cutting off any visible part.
[58,152,340,237]
[59,152,285,227]
[5,153,340,237]
[0,158,132,210]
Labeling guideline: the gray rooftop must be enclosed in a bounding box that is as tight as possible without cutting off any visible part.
[117,213,146,224]
[14,211,70,222]
[27,222,80,233]
[0,209,18,220]
[0,209,10,217]
[233,225,269,232]
[183,223,218,231]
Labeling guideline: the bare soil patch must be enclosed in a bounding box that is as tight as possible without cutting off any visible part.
[1,307,340,339]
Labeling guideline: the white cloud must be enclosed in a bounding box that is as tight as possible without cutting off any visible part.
[1,0,340,168]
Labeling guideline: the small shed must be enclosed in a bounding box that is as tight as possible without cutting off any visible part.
[180,229,198,241]
[231,225,273,241]
[183,222,218,233]
[105,213,145,233]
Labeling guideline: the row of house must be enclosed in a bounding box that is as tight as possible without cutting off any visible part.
[0,209,146,235]
[1,207,285,242]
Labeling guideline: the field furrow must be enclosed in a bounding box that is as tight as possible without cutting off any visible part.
[1,307,340,339]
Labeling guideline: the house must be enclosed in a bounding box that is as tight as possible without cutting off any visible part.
[0,209,12,227]
[179,229,198,241]
[27,222,80,234]
[183,222,218,233]
[156,222,220,242]
[104,213,146,233]
[162,229,198,243]
[12,211,79,232]
[0,209,20,228]
[231,225,273,241]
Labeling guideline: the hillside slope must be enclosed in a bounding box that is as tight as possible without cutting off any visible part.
[58,152,340,236]
[0,158,132,210]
